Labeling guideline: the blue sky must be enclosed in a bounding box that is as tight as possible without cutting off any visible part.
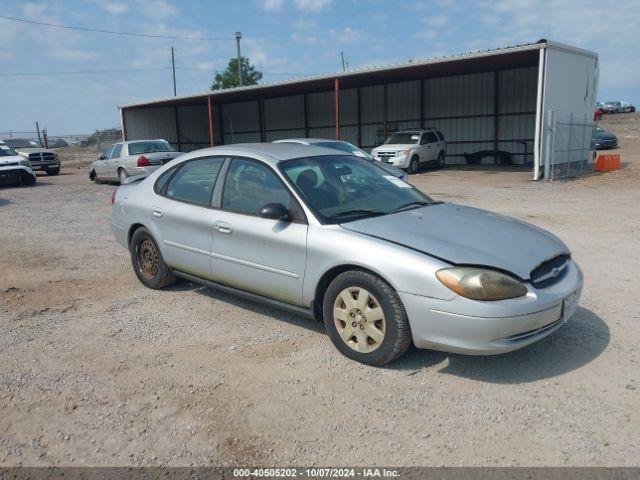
[1,0,639,135]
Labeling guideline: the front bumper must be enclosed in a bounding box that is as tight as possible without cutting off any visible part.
[29,160,60,171]
[400,260,584,355]
[0,165,36,186]
[376,155,410,169]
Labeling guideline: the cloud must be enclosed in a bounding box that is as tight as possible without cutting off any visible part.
[260,0,284,10]
[414,30,439,41]
[293,0,331,12]
[422,15,448,27]
[21,3,48,16]
[51,49,98,61]
[330,27,366,44]
[292,18,316,30]
[101,3,129,15]
[137,0,177,19]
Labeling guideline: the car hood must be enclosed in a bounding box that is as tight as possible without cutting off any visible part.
[0,155,25,164]
[594,131,617,141]
[340,203,570,279]
[16,147,55,154]
[372,144,417,152]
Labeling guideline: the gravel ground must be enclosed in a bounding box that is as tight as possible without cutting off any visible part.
[1,120,639,467]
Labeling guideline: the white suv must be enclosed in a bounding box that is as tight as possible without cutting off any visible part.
[371,128,446,174]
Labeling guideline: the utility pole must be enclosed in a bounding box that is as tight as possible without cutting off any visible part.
[235,31,243,86]
[35,121,42,145]
[341,51,346,72]
[171,46,177,96]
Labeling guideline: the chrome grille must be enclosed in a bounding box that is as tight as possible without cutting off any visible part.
[530,255,570,288]
[28,152,56,161]
[377,151,396,159]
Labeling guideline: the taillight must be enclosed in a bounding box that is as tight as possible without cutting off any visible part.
[137,155,151,167]
[111,188,117,205]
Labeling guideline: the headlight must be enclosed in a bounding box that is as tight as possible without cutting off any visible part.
[396,149,410,157]
[19,158,31,167]
[436,267,527,301]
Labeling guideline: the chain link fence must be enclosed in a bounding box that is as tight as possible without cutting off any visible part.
[543,111,596,180]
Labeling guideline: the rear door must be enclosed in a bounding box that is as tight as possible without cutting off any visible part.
[148,156,225,279]
[95,145,114,177]
[210,157,308,306]
[108,143,123,178]
[422,132,439,161]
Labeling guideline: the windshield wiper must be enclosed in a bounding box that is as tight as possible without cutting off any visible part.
[390,201,441,213]
[329,209,386,220]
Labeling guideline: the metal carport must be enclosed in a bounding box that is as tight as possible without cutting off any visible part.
[119,39,598,180]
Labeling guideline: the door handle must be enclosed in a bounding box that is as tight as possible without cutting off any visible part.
[214,222,233,234]
[152,207,164,218]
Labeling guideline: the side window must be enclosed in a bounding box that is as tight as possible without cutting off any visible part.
[154,166,178,194]
[111,144,123,159]
[102,145,114,159]
[165,157,224,206]
[420,135,429,145]
[425,132,438,143]
[222,158,292,216]
[436,131,445,141]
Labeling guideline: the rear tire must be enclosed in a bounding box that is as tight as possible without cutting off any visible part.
[118,168,128,184]
[129,227,176,289]
[46,168,60,176]
[323,270,412,366]
[407,156,419,175]
[436,151,445,169]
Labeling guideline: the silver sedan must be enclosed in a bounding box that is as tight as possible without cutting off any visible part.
[110,143,583,366]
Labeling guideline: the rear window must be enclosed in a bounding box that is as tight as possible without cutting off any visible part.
[165,157,224,206]
[128,140,174,155]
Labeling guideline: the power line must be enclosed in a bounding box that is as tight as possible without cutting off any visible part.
[0,14,233,41]
[0,67,319,77]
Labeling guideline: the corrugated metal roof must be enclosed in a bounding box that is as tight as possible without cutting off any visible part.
[119,39,596,110]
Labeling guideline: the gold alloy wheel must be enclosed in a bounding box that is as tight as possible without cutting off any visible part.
[333,287,386,353]
[138,239,159,279]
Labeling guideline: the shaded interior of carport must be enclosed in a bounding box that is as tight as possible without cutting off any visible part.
[121,46,540,166]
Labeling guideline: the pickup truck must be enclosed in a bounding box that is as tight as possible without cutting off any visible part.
[4,138,60,175]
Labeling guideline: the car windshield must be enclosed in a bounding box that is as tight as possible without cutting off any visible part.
[0,144,18,156]
[128,140,174,155]
[384,132,420,145]
[5,139,40,148]
[280,155,437,224]
[314,141,374,161]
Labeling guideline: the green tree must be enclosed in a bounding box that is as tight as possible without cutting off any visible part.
[211,56,263,90]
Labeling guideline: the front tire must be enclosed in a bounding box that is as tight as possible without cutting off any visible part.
[407,156,419,175]
[129,227,176,289]
[21,171,36,186]
[323,270,412,366]
[46,168,60,176]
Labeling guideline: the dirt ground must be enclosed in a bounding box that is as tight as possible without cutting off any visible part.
[1,115,639,467]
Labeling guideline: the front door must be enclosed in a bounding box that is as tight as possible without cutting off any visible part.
[149,156,225,279]
[211,157,307,306]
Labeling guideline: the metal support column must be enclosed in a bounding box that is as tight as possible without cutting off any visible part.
[356,87,362,147]
[303,93,309,138]
[419,80,425,129]
[258,99,266,142]
[173,106,181,151]
[493,71,499,164]
[383,83,388,139]
[207,96,214,147]
[334,78,340,140]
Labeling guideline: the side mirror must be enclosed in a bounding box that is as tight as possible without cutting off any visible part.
[99,154,106,160]
[259,203,291,221]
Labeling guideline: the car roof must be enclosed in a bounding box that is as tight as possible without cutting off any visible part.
[177,142,351,167]
[274,138,346,146]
